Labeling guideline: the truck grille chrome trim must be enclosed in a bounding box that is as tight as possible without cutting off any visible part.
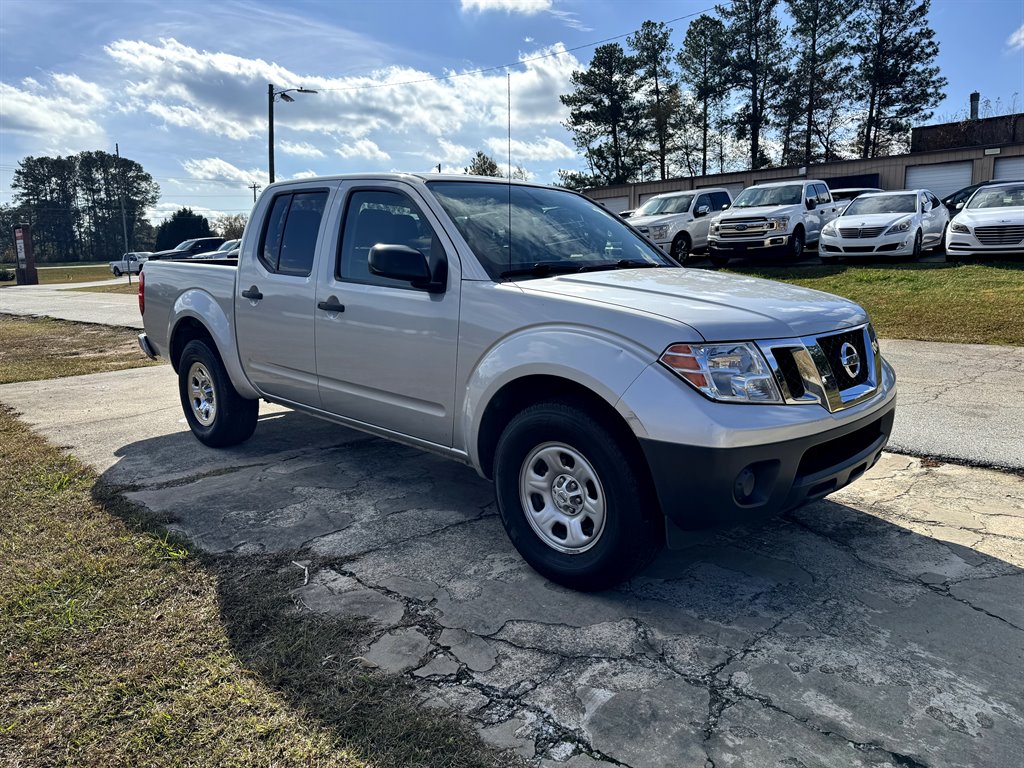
[757,324,880,413]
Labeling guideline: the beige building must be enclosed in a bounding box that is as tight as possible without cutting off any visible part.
[584,140,1024,213]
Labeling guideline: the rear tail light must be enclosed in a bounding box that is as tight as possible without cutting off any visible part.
[138,270,145,315]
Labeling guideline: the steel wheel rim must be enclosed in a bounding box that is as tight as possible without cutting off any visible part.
[187,362,217,427]
[518,441,607,554]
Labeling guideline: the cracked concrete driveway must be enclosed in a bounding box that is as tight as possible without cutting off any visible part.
[1,366,1022,768]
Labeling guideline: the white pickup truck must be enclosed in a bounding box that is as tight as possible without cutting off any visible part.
[139,174,896,590]
[626,187,732,262]
[109,252,151,276]
[708,179,840,266]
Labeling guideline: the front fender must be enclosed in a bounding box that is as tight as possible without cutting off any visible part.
[169,289,259,399]
[460,325,654,470]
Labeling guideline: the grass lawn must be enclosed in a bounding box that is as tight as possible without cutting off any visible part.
[0,264,117,285]
[729,261,1024,346]
[72,280,140,295]
[0,315,161,384]
[0,317,506,768]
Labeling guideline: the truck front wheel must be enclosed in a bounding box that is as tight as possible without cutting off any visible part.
[178,339,258,447]
[493,401,662,590]
[788,228,805,260]
[670,233,692,264]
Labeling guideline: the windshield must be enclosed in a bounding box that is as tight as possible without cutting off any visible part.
[429,182,674,280]
[217,239,239,252]
[634,194,694,217]
[967,185,1024,209]
[844,194,917,216]
[732,184,803,208]
[174,239,197,251]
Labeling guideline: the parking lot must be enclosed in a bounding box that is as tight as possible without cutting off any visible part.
[1,358,1021,768]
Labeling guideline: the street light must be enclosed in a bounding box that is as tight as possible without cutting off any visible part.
[268,83,318,183]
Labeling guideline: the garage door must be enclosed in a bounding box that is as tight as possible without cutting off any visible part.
[905,161,973,198]
[699,182,745,198]
[994,156,1024,180]
[595,196,629,213]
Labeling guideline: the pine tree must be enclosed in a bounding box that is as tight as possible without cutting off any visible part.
[677,15,729,176]
[782,0,857,165]
[853,0,946,158]
[560,43,644,185]
[154,208,214,252]
[718,0,789,169]
[628,20,679,181]
[464,151,502,177]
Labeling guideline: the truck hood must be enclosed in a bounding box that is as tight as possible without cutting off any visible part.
[629,213,684,228]
[516,267,867,341]
[721,204,801,218]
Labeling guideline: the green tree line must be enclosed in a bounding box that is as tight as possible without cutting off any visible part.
[559,0,946,188]
[3,151,160,263]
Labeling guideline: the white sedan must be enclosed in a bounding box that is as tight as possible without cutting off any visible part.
[945,182,1024,257]
[819,190,948,261]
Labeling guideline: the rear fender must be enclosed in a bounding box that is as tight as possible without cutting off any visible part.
[169,289,259,399]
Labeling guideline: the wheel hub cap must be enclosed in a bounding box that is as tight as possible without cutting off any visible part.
[518,442,607,554]
[187,362,216,426]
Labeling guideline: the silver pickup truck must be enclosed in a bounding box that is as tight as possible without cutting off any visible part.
[139,174,896,590]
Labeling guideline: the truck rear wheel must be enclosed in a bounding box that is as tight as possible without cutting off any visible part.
[493,401,662,590]
[178,339,258,447]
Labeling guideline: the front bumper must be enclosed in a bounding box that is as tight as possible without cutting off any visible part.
[945,235,1024,256]
[819,232,914,256]
[708,235,791,257]
[639,395,896,530]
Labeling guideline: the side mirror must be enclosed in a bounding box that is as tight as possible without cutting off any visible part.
[721,203,730,210]
[955,202,964,210]
[695,205,710,217]
[369,244,444,292]
[806,198,817,210]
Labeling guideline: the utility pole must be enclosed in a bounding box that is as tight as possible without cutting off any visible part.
[268,83,276,183]
[248,182,261,202]
[115,143,132,284]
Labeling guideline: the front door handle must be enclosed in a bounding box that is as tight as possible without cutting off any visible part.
[241,285,263,301]
[317,297,345,313]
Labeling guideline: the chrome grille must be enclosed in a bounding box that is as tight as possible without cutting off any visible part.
[758,324,880,413]
[839,226,886,239]
[719,218,768,238]
[975,225,1024,246]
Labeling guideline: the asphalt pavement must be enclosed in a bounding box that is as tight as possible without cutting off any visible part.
[2,280,1021,470]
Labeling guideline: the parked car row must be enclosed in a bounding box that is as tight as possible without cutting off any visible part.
[110,238,241,277]
[621,176,1023,266]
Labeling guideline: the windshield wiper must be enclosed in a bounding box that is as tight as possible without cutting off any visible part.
[576,259,666,273]
[499,262,589,278]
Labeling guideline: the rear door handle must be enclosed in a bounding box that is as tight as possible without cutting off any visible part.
[317,297,345,313]
[241,285,263,301]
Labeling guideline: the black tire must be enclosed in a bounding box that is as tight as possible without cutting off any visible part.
[493,401,663,591]
[178,339,258,448]
[935,223,948,253]
[112,267,122,277]
[788,228,805,260]
[670,233,692,264]
[911,229,923,260]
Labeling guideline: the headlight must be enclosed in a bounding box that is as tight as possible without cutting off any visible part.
[822,221,838,236]
[711,222,720,233]
[660,342,782,403]
[885,218,912,235]
[950,221,970,234]
[650,225,670,240]
[767,216,789,230]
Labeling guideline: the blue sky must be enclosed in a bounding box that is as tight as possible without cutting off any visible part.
[1,0,1022,226]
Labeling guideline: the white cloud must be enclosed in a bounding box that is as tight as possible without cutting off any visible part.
[149,200,237,226]
[334,139,391,162]
[460,0,551,13]
[485,136,576,162]
[291,169,320,179]
[183,157,265,185]
[1009,25,1024,51]
[0,74,106,151]
[280,141,325,158]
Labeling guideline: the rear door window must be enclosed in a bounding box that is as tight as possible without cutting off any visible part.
[257,190,328,276]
